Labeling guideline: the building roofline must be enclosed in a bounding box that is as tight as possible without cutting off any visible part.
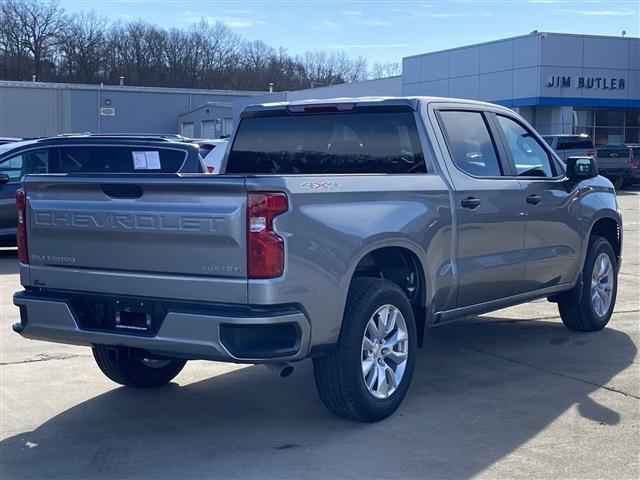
[402,31,639,60]
[178,101,234,117]
[0,80,264,96]
[286,75,402,95]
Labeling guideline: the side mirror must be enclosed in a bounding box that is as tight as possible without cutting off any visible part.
[0,173,10,184]
[566,156,598,181]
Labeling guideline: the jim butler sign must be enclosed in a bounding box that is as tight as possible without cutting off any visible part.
[546,75,626,90]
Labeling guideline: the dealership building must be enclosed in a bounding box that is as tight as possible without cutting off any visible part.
[0,32,638,144]
[278,32,639,145]
[400,32,639,144]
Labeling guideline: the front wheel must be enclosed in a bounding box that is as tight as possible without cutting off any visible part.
[558,235,618,332]
[92,345,187,388]
[313,278,417,422]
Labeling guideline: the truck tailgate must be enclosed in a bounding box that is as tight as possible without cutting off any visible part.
[597,146,631,170]
[22,175,248,303]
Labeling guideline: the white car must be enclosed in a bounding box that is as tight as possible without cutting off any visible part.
[201,139,229,173]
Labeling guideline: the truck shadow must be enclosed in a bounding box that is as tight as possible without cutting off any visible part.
[616,186,640,196]
[0,249,18,275]
[0,318,635,479]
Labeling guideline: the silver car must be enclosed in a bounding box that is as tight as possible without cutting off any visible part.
[542,134,594,161]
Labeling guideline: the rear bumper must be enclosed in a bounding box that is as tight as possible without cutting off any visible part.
[600,168,639,179]
[13,290,311,363]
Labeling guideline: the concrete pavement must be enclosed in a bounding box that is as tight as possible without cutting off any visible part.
[1,190,638,479]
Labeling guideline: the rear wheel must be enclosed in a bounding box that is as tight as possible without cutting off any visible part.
[92,345,187,388]
[558,235,617,332]
[313,278,417,422]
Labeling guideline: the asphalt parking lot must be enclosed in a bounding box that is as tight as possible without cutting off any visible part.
[1,189,638,480]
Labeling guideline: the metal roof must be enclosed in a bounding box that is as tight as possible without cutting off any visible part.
[0,80,264,97]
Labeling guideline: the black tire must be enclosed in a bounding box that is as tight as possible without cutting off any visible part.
[92,345,187,388]
[558,235,618,332]
[313,277,417,422]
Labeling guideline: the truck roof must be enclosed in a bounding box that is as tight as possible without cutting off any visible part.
[241,96,507,116]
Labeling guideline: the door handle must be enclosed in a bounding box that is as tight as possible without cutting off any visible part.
[526,194,542,205]
[460,197,482,209]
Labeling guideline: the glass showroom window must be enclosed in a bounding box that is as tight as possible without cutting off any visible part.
[626,110,639,144]
[573,108,639,145]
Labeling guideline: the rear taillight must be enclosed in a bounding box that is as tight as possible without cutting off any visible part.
[15,187,28,264]
[631,157,638,169]
[247,192,288,278]
[586,149,594,157]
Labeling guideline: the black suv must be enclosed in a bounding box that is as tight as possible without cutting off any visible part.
[0,135,206,245]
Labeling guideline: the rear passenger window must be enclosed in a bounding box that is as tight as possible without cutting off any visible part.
[439,111,502,177]
[58,147,186,173]
[496,115,555,178]
[226,111,426,174]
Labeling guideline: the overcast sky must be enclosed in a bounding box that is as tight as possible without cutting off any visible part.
[58,0,639,64]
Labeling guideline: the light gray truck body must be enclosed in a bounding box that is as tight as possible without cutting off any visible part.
[14,97,623,421]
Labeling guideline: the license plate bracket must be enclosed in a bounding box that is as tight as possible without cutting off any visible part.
[114,299,153,332]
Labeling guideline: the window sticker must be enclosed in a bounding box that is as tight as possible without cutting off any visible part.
[132,151,162,170]
[132,151,147,170]
[145,151,161,169]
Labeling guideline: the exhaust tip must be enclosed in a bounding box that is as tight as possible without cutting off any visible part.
[280,364,294,378]
[266,362,294,378]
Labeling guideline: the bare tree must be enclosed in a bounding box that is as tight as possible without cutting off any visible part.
[335,51,368,82]
[190,20,242,88]
[0,0,29,79]
[2,0,65,79]
[370,61,401,79]
[58,10,107,83]
[0,2,392,90]
[163,28,198,87]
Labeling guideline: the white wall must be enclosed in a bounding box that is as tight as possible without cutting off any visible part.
[402,34,540,101]
[402,33,640,105]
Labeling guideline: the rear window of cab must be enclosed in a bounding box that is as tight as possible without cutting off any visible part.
[226,111,426,175]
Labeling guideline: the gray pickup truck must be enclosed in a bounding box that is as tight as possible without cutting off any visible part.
[596,144,640,189]
[13,97,622,422]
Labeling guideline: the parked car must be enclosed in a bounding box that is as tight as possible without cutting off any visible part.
[188,138,228,172]
[13,97,622,422]
[201,139,229,173]
[0,137,24,146]
[596,144,639,189]
[542,134,594,161]
[0,134,206,245]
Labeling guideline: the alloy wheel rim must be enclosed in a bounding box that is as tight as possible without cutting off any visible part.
[591,252,614,317]
[361,304,409,399]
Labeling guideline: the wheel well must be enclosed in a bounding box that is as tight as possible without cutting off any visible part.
[352,247,427,346]
[590,218,621,262]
